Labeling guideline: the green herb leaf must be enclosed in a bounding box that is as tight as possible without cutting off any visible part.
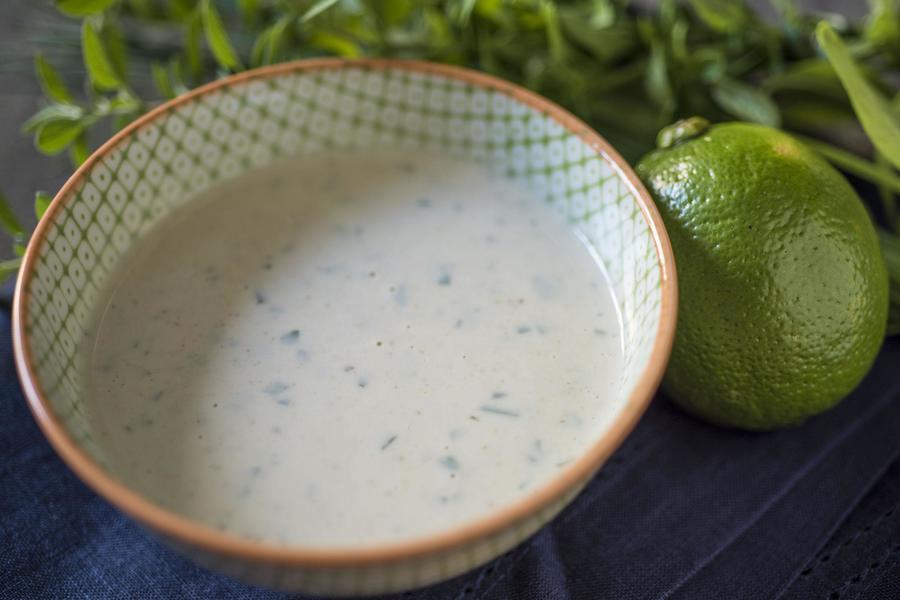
[152,61,175,99]
[797,135,900,195]
[455,0,477,26]
[252,16,293,65]
[866,0,900,46]
[308,31,361,58]
[57,0,118,17]
[0,191,25,241]
[770,0,799,24]
[168,57,190,96]
[378,0,416,26]
[0,258,22,283]
[238,0,261,26]
[780,98,855,131]
[590,0,617,28]
[762,59,846,101]
[424,6,455,52]
[127,0,154,18]
[185,11,203,78]
[250,29,272,66]
[540,0,569,62]
[22,103,88,156]
[642,24,674,119]
[711,78,781,127]
[35,192,53,221]
[688,0,746,34]
[22,104,84,134]
[109,91,141,116]
[36,118,85,155]
[558,7,637,64]
[300,0,341,24]
[201,0,243,71]
[104,21,128,81]
[816,21,900,170]
[69,133,91,168]
[35,55,73,103]
[876,151,899,232]
[167,0,194,19]
[82,21,122,90]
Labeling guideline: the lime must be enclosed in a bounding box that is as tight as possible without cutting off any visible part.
[636,117,889,430]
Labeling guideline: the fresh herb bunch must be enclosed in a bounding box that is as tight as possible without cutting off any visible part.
[1,0,899,333]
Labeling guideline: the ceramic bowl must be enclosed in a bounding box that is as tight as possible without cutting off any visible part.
[13,59,676,596]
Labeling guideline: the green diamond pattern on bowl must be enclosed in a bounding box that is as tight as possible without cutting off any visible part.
[20,61,665,595]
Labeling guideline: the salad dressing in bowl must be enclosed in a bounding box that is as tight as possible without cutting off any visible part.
[82,149,624,546]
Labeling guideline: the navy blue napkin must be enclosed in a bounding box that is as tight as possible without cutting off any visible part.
[2,287,899,599]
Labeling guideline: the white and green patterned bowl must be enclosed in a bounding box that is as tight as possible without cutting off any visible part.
[13,59,677,596]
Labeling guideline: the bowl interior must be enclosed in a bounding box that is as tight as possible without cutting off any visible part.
[21,61,664,496]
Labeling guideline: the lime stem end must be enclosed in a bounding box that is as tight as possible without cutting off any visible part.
[657,117,711,149]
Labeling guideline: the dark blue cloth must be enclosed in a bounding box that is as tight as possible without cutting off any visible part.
[2,288,899,599]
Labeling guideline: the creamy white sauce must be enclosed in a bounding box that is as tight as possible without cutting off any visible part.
[81,150,624,547]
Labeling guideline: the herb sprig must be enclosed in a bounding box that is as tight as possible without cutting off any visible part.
[1,0,899,333]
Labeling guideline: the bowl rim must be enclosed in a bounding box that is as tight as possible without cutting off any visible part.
[12,57,677,567]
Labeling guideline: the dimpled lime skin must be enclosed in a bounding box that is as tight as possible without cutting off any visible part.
[636,122,889,430]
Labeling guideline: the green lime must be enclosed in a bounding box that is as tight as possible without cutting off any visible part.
[636,117,889,430]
